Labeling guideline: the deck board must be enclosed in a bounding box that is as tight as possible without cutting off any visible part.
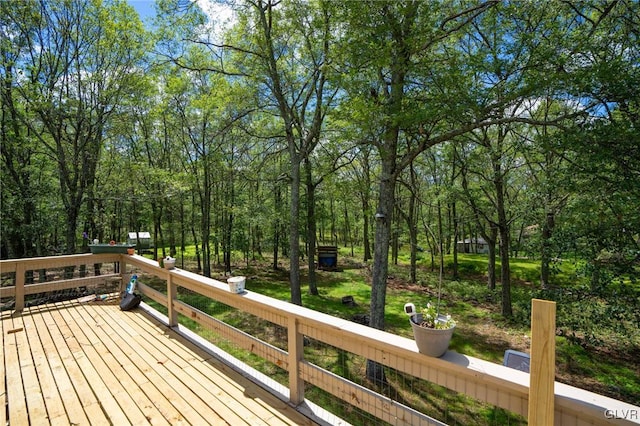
[43,306,114,424]
[13,314,49,425]
[2,298,319,426]
[0,312,6,426]
[63,303,187,425]
[108,309,250,425]
[113,303,304,426]
[119,309,261,423]
[6,315,29,425]
[51,303,159,425]
[71,302,216,425]
[21,309,70,426]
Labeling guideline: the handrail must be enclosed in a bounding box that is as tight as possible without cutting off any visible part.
[2,254,639,425]
[0,253,122,310]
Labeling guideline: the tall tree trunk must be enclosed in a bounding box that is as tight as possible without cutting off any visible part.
[452,200,459,280]
[392,212,399,266]
[273,186,281,270]
[362,149,372,262]
[167,201,176,257]
[180,195,186,268]
[363,205,372,262]
[493,140,512,317]
[343,202,351,248]
[409,218,418,283]
[223,172,235,275]
[486,228,498,290]
[499,225,512,316]
[288,150,302,305]
[330,197,337,246]
[367,157,396,384]
[400,163,418,283]
[450,156,459,279]
[64,205,80,255]
[200,170,212,277]
[437,199,445,280]
[305,160,319,295]
[540,211,555,289]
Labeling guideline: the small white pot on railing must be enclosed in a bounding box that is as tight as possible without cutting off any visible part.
[227,276,246,294]
[163,257,176,270]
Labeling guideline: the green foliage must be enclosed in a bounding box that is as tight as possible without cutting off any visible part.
[3,0,639,408]
[418,302,457,330]
[147,248,637,421]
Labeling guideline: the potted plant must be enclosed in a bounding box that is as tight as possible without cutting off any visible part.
[404,301,456,357]
[405,224,455,357]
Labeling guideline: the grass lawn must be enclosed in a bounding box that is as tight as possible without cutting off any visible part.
[145,245,640,421]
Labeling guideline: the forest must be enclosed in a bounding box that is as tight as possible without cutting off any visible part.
[1,0,639,359]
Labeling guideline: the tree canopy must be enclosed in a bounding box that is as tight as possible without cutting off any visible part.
[2,0,638,334]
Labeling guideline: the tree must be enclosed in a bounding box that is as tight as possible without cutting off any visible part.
[338,0,507,382]
[164,55,253,276]
[3,0,147,254]
[219,0,338,304]
[457,124,532,316]
[1,0,53,258]
[517,99,575,289]
[502,0,640,295]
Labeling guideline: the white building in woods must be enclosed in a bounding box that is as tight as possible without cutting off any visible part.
[127,232,153,250]
[456,237,489,254]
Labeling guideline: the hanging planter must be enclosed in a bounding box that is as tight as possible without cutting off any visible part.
[405,223,456,357]
[405,303,456,357]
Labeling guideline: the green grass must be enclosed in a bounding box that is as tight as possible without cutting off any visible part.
[144,245,640,423]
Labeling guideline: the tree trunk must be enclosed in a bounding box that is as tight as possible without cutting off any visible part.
[540,211,555,289]
[167,201,176,257]
[289,150,302,305]
[366,157,395,384]
[437,199,444,278]
[305,160,319,296]
[363,200,372,262]
[180,196,186,268]
[493,141,512,317]
[362,149,373,262]
[273,186,281,270]
[392,219,399,265]
[64,205,79,255]
[223,175,234,275]
[487,231,497,290]
[343,201,351,249]
[408,164,418,282]
[330,197,337,246]
[452,201,459,279]
[499,226,512,316]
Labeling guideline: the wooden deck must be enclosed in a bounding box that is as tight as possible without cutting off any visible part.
[1,297,319,426]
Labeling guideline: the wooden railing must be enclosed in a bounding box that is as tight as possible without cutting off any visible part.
[0,253,121,311]
[1,254,638,426]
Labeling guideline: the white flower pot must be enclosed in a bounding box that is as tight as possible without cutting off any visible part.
[227,276,246,293]
[410,314,455,357]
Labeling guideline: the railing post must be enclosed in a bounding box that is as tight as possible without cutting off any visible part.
[287,315,304,405]
[15,263,25,312]
[529,299,556,425]
[119,255,128,293]
[167,272,178,327]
